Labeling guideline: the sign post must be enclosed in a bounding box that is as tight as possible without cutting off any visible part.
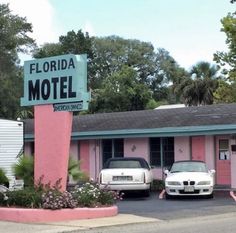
[21,54,90,190]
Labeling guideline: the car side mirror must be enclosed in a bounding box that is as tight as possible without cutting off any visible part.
[164,169,169,175]
[209,169,215,174]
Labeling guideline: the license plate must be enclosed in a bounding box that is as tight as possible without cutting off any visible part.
[184,186,194,192]
[112,176,133,181]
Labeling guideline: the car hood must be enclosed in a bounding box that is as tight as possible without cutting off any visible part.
[166,172,213,182]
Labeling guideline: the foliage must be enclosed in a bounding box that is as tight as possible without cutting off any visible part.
[214,11,236,81]
[68,157,89,183]
[174,62,220,106]
[214,80,236,103]
[89,65,153,113]
[42,190,77,210]
[0,180,122,209]
[0,4,35,119]
[33,33,185,112]
[1,187,43,208]
[12,156,34,187]
[12,156,90,188]
[71,182,123,207]
[151,179,165,191]
[0,168,9,186]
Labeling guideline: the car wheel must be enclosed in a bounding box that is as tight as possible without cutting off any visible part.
[206,192,214,199]
[143,189,150,197]
[165,193,172,200]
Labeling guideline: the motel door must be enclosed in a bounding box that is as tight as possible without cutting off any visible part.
[216,137,231,185]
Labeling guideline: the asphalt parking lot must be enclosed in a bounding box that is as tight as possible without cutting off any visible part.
[117,191,236,220]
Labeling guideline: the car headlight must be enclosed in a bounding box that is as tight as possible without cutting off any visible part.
[197,181,211,185]
[167,181,181,185]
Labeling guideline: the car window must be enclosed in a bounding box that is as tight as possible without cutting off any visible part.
[170,162,207,173]
[108,160,142,168]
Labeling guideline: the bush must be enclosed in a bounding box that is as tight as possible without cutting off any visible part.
[151,179,165,191]
[3,188,43,208]
[98,188,122,206]
[0,179,122,209]
[0,168,9,187]
[71,182,123,207]
[42,190,78,210]
[12,156,89,188]
[12,156,34,187]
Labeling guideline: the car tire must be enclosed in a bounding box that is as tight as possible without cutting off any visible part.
[206,192,214,199]
[143,189,150,197]
[165,193,172,200]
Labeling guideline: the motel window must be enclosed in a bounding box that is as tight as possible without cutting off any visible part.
[30,142,35,155]
[219,139,230,160]
[150,137,174,167]
[102,139,124,166]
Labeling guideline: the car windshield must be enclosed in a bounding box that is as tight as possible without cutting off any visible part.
[170,161,208,173]
[107,160,142,169]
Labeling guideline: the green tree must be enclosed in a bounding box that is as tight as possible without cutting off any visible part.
[214,8,236,81]
[33,29,94,88]
[0,4,35,119]
[214,80,236,103]
[89,66,153,113]
[33,33,186,112]
[175,62,220,106]
[90,36,156,89]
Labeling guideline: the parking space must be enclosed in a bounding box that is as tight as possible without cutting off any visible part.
[117,191,236,220]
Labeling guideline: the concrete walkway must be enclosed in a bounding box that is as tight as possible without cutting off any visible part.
[0,214,160,233]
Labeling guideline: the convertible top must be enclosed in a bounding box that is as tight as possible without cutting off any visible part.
[104,157,150,169]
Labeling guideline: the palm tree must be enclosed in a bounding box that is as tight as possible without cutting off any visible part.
[177,62,220,106]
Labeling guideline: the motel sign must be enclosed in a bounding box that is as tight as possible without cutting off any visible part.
[21,54,90,111]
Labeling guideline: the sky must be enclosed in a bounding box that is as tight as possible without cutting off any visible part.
[2,0,235,70]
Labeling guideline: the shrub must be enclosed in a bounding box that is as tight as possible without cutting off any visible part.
[98,188,123,206]
[68,158,90,183]
[3,188,43,208]
[151,179,165,191]
[72,182,101,207]
[42,190,78,210]
[0,168,9,187]
[0,178,123,209]
[12,156,34,187]
[12,156,89,188]
[71,182,123,207]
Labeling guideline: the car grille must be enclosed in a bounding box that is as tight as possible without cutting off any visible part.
[183,181,195,185]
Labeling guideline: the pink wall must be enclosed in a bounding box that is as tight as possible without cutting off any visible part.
[69,141,79,160]
[79,140,90,174]
[174,137,190,161]
[89,140,101,181]
[205,136,215,170]
[124,138,149,160]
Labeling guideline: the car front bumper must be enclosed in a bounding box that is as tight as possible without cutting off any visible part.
[165,185,214,196]
[99,183,151,191]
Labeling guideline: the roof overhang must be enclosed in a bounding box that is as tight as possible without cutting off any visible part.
[24,124,236,141]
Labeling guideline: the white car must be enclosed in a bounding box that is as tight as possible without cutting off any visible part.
[99,157,153,196]
[164,160,215,199]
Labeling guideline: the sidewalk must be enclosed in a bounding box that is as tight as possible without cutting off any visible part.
[0,214,160,233]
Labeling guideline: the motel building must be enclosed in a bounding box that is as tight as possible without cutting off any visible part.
[24,103,236,189]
